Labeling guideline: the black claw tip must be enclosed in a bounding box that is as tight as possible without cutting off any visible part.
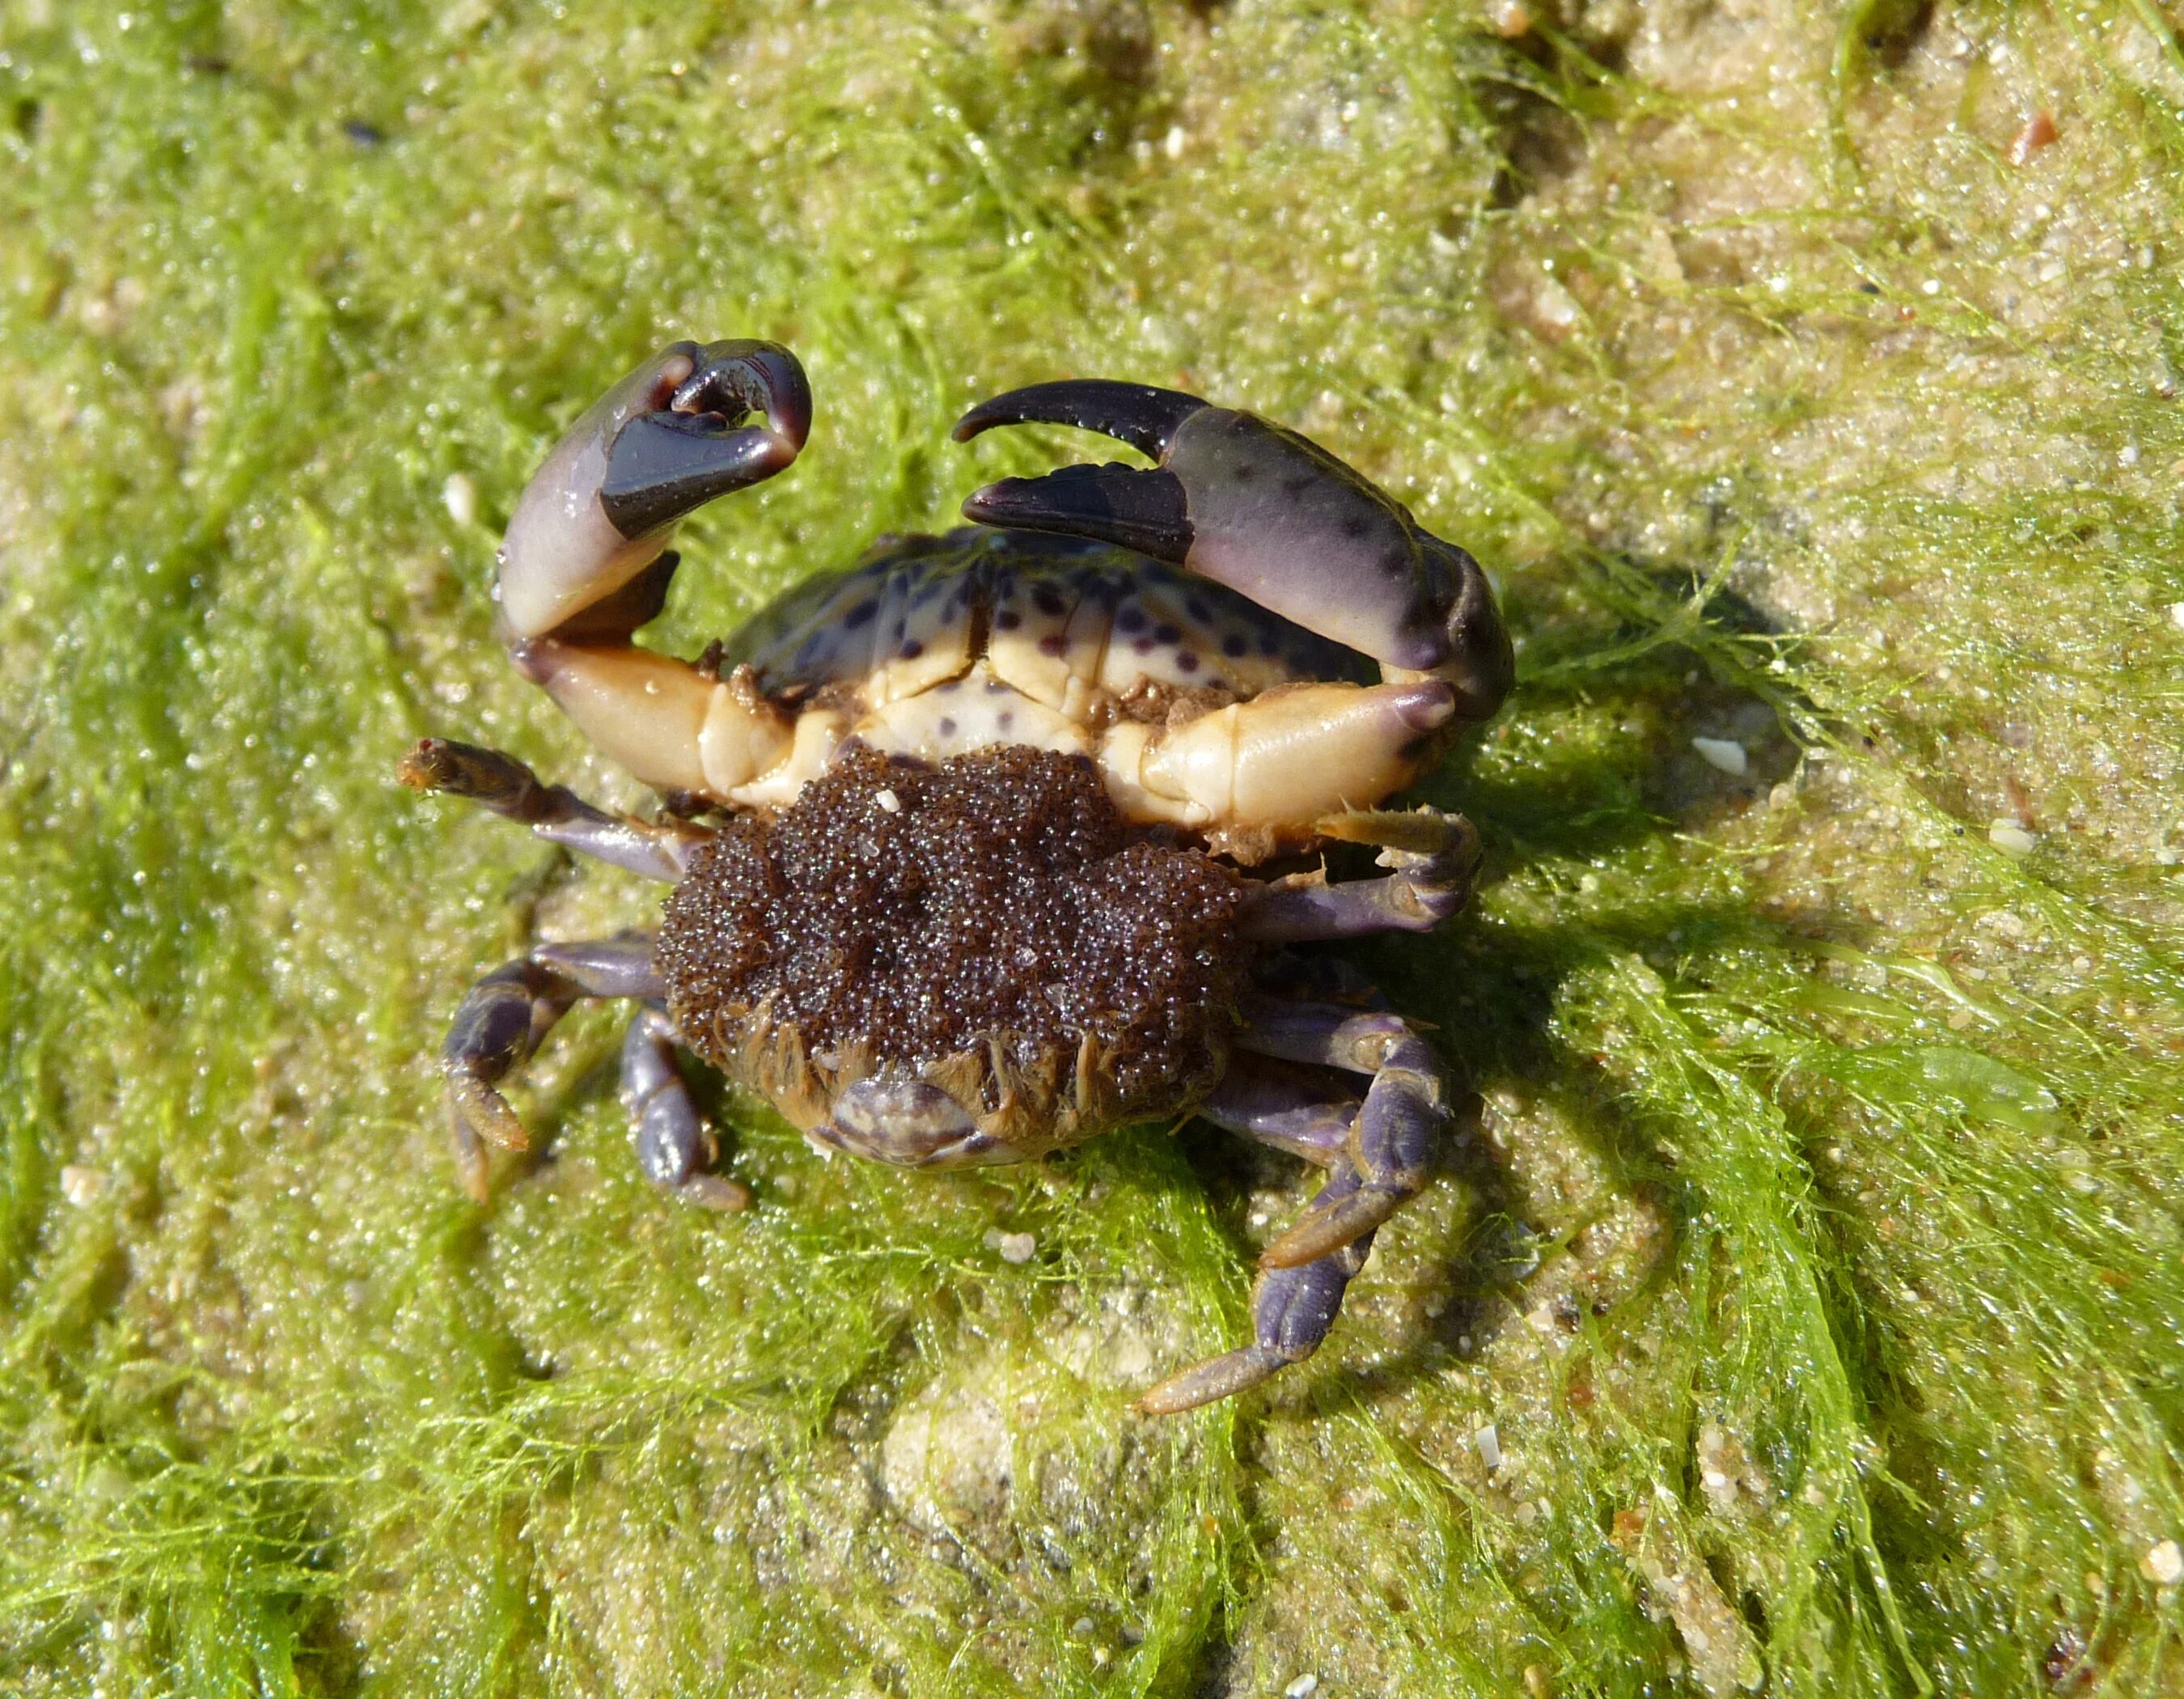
[675,339,813,452]
[600,414,798,539]
[951,379,1209,460]
[961,463,1196,564]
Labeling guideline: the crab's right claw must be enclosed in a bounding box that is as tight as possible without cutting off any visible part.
[499,339,811,643]
[955,381,1513,722]
[599,340,811,538]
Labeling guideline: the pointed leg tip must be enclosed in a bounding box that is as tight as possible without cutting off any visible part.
[683,1175,752,1212]
[450,1076,532,1154]
[1133,1345,1289,1414]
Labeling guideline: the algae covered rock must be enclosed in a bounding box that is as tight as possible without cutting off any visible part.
[5,1,2183,1693]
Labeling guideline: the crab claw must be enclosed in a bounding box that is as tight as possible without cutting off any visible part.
[499,339,811,643]
[954,381,1513,721]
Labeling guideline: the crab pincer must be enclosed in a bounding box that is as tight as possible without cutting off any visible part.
[499,338,811,644]
[953,380,1514,721]
[495,341,814,802]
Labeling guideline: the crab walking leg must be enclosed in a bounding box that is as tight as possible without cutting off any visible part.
[1235,997,1448,1269]
[1240,807,1482,943]
[621,1008,750,1210]
[496,339,814,803]
[1197,1056,1361,1167]
[441,934,667,1199]
[397,737,707,881]
[1100,680,1454,835]
[1134,1168,1378,1415]
[955,382,1514,720]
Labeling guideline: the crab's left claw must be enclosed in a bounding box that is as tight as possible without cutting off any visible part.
[954,381,1513,722]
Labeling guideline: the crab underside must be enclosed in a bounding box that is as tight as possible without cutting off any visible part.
[400,338,1512,1413]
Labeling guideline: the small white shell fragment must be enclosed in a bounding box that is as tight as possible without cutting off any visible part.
[2168,600,2184,632]
[441,471,477,527]
[2143,1540,2183,1584]
[60,1165,107,1207]
[1285,1676,1321,1699]
[874,787,902,815]
[1989,820,2038,857]
[1475,1423,1503,1469]
[997,1231,1036,1265]
[1691,735,1749,777]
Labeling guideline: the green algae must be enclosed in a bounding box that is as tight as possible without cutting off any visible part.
[4,1,2184,1693]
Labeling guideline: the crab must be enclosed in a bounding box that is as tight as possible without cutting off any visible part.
[400,338,1513,1413]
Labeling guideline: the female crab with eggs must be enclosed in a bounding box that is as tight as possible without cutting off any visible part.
[400,339,1512,1412]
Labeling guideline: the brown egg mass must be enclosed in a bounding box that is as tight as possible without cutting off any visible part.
[657,744,1253,1114]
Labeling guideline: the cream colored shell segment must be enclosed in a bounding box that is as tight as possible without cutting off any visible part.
[735,533,1360,749]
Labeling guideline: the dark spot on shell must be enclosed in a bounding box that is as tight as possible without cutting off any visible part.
[1382,547,1412,578]
[995,609,1023,631]
[1038,634,1065,657]
[1184,596,1212,623]
[1132,637,1156,655]
[1153,623,1181,645]
[1232,460,1257,483]
[844,600,878,629]
[1222,633,1248,658]
[1033,587,1067,617]
[1176,650,1200,674]
[1282,474,1314,498]
[1341,515,1373,540]
[1116,606,1148,635]
[938,716,958,737]
[997,710,1015,730]
[900,639,925,660]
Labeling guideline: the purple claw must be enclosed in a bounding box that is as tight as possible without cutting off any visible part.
[954,378,1513,719]
[961,461,1193,563]
[599,340,811,540]
[499,338,811,646]
[951,378,1206,459]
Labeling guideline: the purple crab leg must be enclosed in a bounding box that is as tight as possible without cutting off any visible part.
[440,933,740,1205]
[1134,1167,1377,1415]
[1240,807,1481,943]
[1235,998,1448,1269]
[954,381,1513,721]
[398,738,709,881]
[1197,1057,1359,1167]
[621,1007,750,1210]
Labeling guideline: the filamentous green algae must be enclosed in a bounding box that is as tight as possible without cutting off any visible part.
[4,2,2183,1693]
